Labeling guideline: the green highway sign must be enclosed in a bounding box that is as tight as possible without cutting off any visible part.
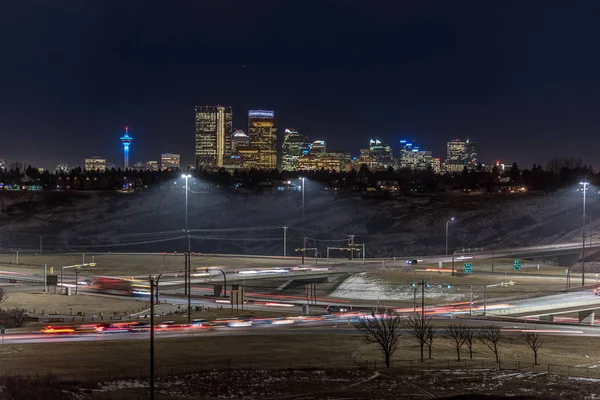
[513,260,521,270]
[463,263,473,274]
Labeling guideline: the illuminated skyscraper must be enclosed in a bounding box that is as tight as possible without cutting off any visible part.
[398,140,433,170]
[248,110,277,170]
[195,105,232,169]
[120,127,133,169]
[231,129,250,153]
[161,153,181,170]
[310,140,326,154]
[84,157,106,172]
[444,138,477,172]
[369,139,394,169]
[281,129,309,171]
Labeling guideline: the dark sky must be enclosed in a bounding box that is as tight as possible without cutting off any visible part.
[2,0,600,169]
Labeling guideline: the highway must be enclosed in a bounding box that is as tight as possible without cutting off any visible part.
[11,315,600,345]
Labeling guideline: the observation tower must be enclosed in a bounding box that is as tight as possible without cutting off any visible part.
[120,127,133,169]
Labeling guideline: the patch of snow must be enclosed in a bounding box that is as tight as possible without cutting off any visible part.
[330,272,465,301]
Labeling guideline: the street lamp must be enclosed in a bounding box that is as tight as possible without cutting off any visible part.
[300,177,306,265]
[580,181,589,287]
[181,174,192,321]
[445,217,455,256]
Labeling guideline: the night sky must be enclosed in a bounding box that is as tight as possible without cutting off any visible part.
[2,1,600,169]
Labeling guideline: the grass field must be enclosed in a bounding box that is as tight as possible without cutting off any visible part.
[4,327,600,379]
[0,253,304,277]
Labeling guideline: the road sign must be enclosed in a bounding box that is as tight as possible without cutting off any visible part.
[513,260,521,270]
[463,263,473,274]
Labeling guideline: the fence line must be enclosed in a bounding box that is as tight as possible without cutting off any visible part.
[2,357,599,384]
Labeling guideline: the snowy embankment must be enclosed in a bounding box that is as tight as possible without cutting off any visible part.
[330,272,465,302]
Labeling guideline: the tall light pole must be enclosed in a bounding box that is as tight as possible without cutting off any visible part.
[182,174,191,318]
[301,177,306,265]
[580,181,589,287]
[445,217,455,256]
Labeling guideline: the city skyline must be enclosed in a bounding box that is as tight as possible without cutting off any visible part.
[3,2,600,169]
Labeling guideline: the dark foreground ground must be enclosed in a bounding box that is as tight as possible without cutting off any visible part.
[83,368,599,399]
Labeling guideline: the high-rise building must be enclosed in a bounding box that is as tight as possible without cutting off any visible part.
[248,110,277,170]
[161,153,181,170]
[444,138,477,172]
[369,139,394,169]
[231,129,249,153]
[398,140,433,170]
[297,152,345,172]
[84,157,106,172]
[55,162,69,173]
[310,140,326,154]
[120,127,133,169]
[147,160,159,171]
[195,105,232,169]
[281,129,309,171]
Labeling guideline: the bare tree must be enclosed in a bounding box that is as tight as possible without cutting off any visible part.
[0,288,6,305]
[524,332,544,365]
[405,314,434,362]
[478,325,503,363]
[355,311,403,368]
[463,326,476,360]
[425,323,437,359]
[444,324,465,361]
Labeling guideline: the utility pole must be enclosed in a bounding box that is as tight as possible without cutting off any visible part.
[413,287,417,314]
[581,181,588,287]
[149,275,155,400]
[469,285,472,316]
[44,264,47,293]
[282,226,288,257]
[302,237,307,265]
[349,235,355,260]
[421,279,425,323]
[483,285,487,317]
[39,236,42,255]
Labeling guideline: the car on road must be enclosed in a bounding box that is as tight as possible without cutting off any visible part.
[326,305,349,314]
[406,259,418,265]
[190,319,211,327]
[129,322,151,332]
[40,325,75,334]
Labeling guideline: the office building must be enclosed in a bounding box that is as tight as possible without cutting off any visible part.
[237,146,261,170]
[231,129,250,153]
[55,163,69,173]
[356,148,381,171]
[369,139,394,169]
[281,129,309,171]
[84,157,106,172]
[297,152,345,172]
[161,153,181,170]
[398,140,433,170]
[310,140,326,154]
[444,138,477,172]
[195,105,232,169]
[248,110,277,170]
[147,160,159,171]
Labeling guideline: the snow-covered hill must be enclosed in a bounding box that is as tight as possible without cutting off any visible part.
[0,189,597,257]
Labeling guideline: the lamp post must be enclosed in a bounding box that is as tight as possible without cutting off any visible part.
[445,217,455,256]
[149,273,163,400]
[301,177,306,265]
[580,181,589,287]
[182,174,192,323]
